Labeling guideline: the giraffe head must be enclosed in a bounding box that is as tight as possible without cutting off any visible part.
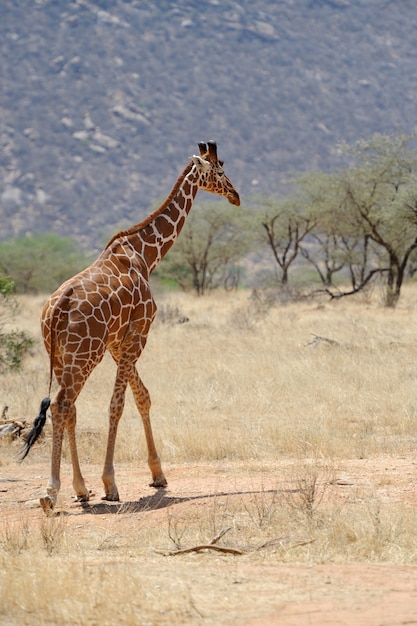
[191,141,240,206]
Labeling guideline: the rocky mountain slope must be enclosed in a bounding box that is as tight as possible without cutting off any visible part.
[1,0,416,250]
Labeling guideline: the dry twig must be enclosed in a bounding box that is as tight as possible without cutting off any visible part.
[305,334,339,348]
[156,527,315,557]
[156,526,245,556]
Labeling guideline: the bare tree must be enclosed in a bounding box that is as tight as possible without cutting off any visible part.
[260,198,316,284]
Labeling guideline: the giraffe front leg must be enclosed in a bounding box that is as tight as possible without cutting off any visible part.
[101,428,121,501]
[40,479,60,515]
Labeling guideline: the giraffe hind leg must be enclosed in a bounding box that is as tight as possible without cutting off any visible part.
[66,405,89,502]
[129,368,167,488]
[40,397,65,513]
[101,362,131,501]
[41,377,88,512]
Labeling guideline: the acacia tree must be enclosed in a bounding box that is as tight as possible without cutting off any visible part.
[291,134,417,307]
[333,134,417,307]
[290,172,349,287]
[295,171,374,291]
[260,197,317,284]
[301,232,345,286]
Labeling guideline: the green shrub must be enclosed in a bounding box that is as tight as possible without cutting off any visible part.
[0,276,34,372]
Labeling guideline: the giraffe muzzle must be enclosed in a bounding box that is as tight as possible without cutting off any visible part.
[228,189,240,206]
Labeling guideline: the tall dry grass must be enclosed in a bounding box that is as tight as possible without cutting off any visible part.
[2,286,417,464]
[1,286,417,624]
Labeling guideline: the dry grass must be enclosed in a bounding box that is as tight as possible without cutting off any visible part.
[3,287,417,464]
[1,286,417,624]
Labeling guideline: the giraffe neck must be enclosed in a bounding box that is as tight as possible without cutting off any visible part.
[106,162,201,274]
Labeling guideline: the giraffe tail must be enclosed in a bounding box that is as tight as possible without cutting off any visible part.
[20,397,51,462]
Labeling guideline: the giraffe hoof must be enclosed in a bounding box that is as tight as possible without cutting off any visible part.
[40,495,55,515]
[74,491,91,503]
[150,477,168,488]
[101,493,120,502]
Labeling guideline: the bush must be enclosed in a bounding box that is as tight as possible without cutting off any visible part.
[0,277,34,372]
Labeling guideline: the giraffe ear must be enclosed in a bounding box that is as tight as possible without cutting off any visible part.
[191,155,210,171]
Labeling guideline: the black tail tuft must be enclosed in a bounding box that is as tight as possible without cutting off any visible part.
[20,397,51,462]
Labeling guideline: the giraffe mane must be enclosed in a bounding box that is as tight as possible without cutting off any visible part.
[105,160,195,249]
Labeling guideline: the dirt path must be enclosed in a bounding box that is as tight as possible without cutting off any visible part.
[1,456,417,625]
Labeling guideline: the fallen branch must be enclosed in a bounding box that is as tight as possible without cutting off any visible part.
[156,526,245,556]
[156,544,245,556]
[156,527,315,557]
[0,420,28,439]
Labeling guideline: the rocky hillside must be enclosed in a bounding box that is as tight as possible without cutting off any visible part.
[1,0,417,250]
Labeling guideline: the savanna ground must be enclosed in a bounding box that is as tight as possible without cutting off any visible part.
[1,286,417,625]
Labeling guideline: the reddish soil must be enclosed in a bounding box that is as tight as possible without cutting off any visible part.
[1,455,417,625]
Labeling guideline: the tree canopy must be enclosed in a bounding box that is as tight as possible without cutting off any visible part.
[260,133,417,306]
[0,233,92,294]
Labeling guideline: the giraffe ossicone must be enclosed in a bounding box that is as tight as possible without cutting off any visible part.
[22,141,240,513]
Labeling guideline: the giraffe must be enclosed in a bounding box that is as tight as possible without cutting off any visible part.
[22,141,240,513]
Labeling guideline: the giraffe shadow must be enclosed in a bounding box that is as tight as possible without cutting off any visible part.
[68,487,298,516]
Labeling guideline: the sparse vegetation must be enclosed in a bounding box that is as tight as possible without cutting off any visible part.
[0,277,34,372]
